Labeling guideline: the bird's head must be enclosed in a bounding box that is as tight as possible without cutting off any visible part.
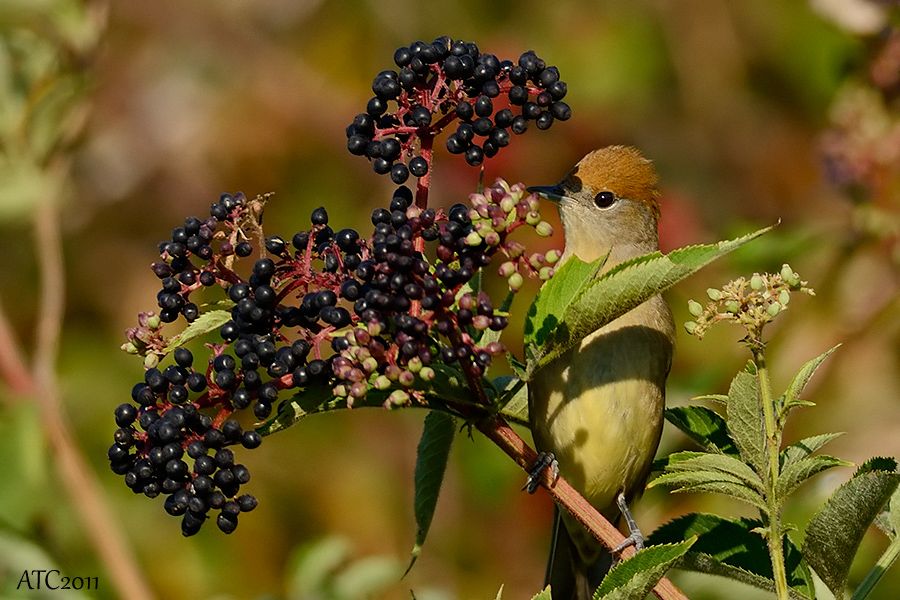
[528,146,661,262]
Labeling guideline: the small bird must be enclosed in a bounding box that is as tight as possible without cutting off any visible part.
[527,146,675,600]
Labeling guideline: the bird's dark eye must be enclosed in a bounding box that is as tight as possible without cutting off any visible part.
[594,191,617,208]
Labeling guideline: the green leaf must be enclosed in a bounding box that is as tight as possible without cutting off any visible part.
[781,433,845,470]
[593,539,696,599]
[780,345,840,419]
[726,369,766,475]
[889,486,900,538]
[531,586,553,600]
[258,365,482,436]
[648,513,815,599]
[665,406,740,456]
[406,411,456,574]
[650,472,768,512]
[493,376,529,426]
[526,226,772,377]
[691,394,729,405]
[777,454,851,498]
[257,385,351,436]
[803,459,900,599]
[164,309,234,351]
[524,252,607,351]
[662,452,764,491]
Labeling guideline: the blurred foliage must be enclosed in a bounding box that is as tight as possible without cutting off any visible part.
[0,0,898,598]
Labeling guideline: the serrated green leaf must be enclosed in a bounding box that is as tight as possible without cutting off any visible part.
[493,376,529,426]
[857,457,897,475]
[256,385,351,435]
[508,353,527,379]
[526,227,772,377]
[647,471,768,514]
[593,539,696,599]
[650,472,768,512]
[531,585,552,600]
[664,452,764,491]
[780,345,840,419]
[726,370,766,474]
[648,513,815,599]
[776,455,851,498]
[406,411,456,574]
[665,406,740,456]
[691,394,729,405]
[889,486,900,538]
[164,309,234,351]
[781,433,845,470]
[524,252,607,350]
[803,462,900,599]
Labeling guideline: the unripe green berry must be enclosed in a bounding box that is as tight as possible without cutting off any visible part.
[407,357,423,373]
[362,357,379,373]
[508,272,524,291]
[538,266,554,280]
[373,375,391,390]
[778,289,791,305]
[147,315,161,330]
[465,231,483,246]
[535,221,553,237]
[500,197,516,213]
[684,321,698,334]
[333,384,348,397]
[767,302,782,317]
[387,390,409,406]
[545,250,561,264]
[144,354,160,369]
[781,264,800,287]
[418,367,435,382]
[750,274,765,290]
[688,299,703,317]
[525,211,541,226]
[499,261,517,278]
[725,300,740,314]
[706,288,722,301]
[399,370,415,387]
[122,342,139,354]
[484,231,501,247]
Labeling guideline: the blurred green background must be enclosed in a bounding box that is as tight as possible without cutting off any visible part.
[1,1,898,598]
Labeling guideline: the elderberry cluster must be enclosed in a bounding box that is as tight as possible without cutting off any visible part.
[115,37,571,537]
[346,36,570,179]
[110,346,260,536]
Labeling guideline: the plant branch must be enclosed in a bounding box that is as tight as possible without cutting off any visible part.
[31,197,154,600]
[754,346,790,600]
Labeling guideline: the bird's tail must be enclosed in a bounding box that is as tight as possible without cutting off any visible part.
[545,507,614,600]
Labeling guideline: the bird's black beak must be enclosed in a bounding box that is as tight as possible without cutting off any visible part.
[527,184,565,203]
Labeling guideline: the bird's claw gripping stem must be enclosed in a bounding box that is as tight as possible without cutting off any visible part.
[523,451,559,494]
[612,492,645,554]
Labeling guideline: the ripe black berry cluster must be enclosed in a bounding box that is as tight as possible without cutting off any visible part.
[347,36,570,181]
[115,37,570,537]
